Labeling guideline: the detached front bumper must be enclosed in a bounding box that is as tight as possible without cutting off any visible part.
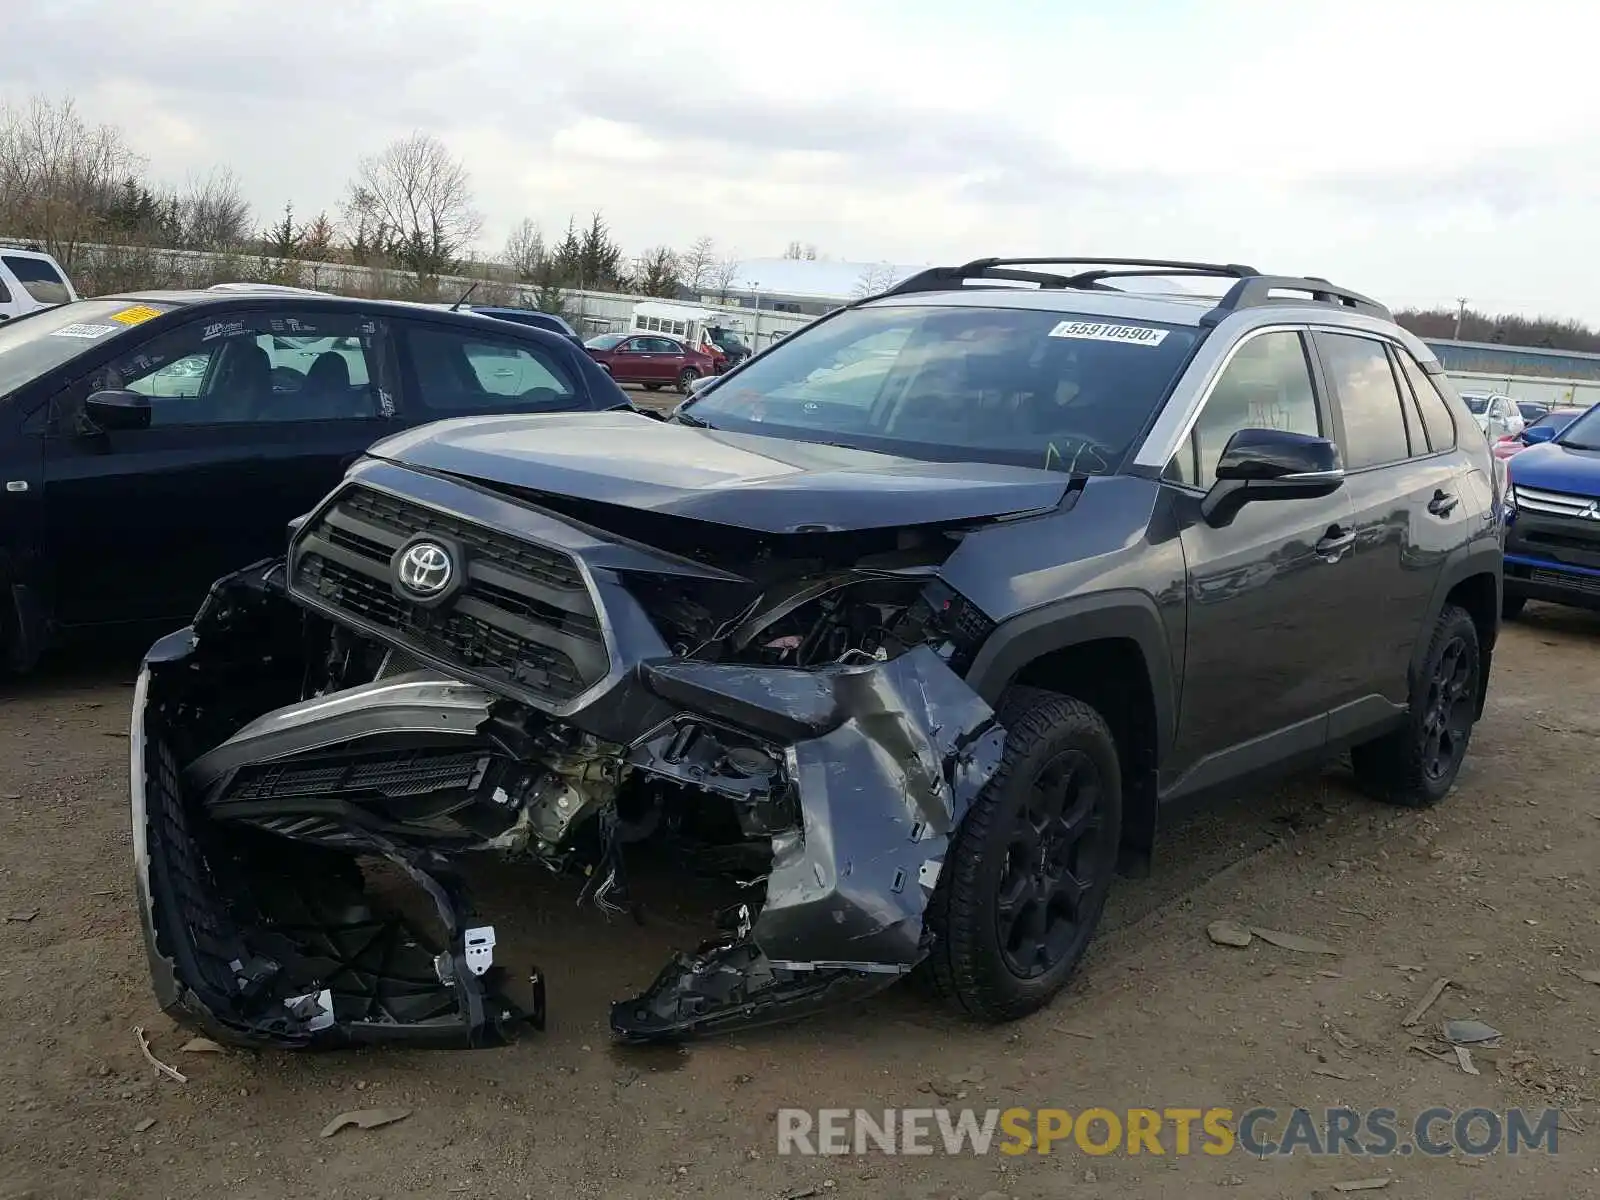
[132,629,541,1049]
[130,571,1002,1049]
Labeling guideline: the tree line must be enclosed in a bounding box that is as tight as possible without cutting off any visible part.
[0,93,758,306]
[1393,307,1600,356]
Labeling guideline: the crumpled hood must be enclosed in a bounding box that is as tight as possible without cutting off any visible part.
[1509,439,1600,497]
[367,411,1070,533]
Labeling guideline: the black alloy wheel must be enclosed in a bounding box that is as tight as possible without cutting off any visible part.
[995,748,1108,979]
[1420,631,1477,783]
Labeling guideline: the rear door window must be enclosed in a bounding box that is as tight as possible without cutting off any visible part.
[1315,332,1414,469]
[2,256,71,305]
[403,322,580,411]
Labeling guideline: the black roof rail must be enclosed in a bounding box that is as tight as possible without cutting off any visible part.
[870,256,1392,324]
[880,257,1261,298]
[1200,275,1391,325]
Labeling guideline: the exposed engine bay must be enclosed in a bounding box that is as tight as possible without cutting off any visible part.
[131,463,1011,1049]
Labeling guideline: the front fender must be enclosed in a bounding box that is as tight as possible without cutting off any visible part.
[963,588,1178,758]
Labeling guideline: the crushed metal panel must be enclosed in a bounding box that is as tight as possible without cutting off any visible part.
[752,645,1004,966]
[610,647,1004,1040]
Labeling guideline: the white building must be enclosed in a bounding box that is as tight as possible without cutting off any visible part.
[685,257,928,315]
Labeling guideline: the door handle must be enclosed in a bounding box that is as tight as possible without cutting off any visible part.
[1427,489,1459,517]
[1315,525,1356,561]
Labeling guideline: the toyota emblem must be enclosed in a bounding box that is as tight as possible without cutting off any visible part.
[396,540,454,597]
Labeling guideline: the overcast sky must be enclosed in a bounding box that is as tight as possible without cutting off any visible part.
[6,0,1597,318]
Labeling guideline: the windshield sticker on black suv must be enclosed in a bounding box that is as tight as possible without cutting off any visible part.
[109,305,164,326]
[202,320,247,342]
[50,323,118,340]
[1047,320,1169,347]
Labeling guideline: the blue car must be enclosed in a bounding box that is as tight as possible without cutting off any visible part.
[1503,400,1600,617]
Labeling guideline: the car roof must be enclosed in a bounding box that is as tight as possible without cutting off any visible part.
[0,246,65,263]
[91,289,573,332]
[850,257,1400,335]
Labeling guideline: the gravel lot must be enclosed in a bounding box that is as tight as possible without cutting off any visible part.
[1,604,1597,1200]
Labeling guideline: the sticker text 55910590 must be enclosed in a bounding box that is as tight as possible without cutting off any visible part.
[1048,321,1169,348]
[51,323,118,340]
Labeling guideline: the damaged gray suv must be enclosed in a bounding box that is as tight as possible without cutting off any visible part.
[131,258,1505,1049]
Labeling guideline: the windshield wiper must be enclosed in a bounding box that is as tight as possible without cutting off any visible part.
[670,409,712,428]
[1556,438,1600,451]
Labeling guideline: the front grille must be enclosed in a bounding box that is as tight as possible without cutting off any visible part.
[342,487,584,593]
[1531,567,1600,596]
[1513,485,1600,519]
[1510,494,1600,572]
[227,749,489,802]
[291,485,609,707]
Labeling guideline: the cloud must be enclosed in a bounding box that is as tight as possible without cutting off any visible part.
[3,0,1599,317]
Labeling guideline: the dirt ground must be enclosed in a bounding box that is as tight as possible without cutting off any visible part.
[1,603,1597,1200]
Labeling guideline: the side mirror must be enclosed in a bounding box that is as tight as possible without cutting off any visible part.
[687,375,716,395]
[81,389,152,433]
[1522,425,1557,445]
[1200,428,1344,527]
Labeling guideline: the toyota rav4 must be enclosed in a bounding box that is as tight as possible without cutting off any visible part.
[130,258,1505,1050]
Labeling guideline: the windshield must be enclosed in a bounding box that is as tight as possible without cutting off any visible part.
[1530,410,1580,436]
[0,299,177,400]
[585,333,626,350]
[678,304,1201,474]
[1555,403,1600,450]
[1460,395,1489,415]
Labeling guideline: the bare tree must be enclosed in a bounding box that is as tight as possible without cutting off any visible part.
[679,235,717,293]
[0,94,145,269]
[709,256,742,302]
[175,167,252,250]
[342,132,483,276]
[851,261,898,299]
[501,217,546,281]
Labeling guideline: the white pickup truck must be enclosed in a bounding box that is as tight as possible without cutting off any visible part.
[0,245,77,321]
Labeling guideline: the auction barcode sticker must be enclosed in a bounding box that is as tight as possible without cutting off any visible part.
[1048,320,1169,347]
[50,323,118,339]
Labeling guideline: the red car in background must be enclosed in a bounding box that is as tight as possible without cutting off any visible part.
[584,333,718,394]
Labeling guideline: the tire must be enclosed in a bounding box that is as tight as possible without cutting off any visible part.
[923,687,1122,1022]
[676,368,700,395]
[1502,593,1526,620]
[1351,603,1480,808]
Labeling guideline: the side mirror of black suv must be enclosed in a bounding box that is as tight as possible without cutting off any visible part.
[81,389,153,434]
[1201,428,1345,527]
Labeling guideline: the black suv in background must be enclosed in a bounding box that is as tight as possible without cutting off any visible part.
[132,258,1504,1051]
[0,288,625,669]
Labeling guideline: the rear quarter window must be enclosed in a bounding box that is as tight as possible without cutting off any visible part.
[3,256,71,305]
[405,323,581,412]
